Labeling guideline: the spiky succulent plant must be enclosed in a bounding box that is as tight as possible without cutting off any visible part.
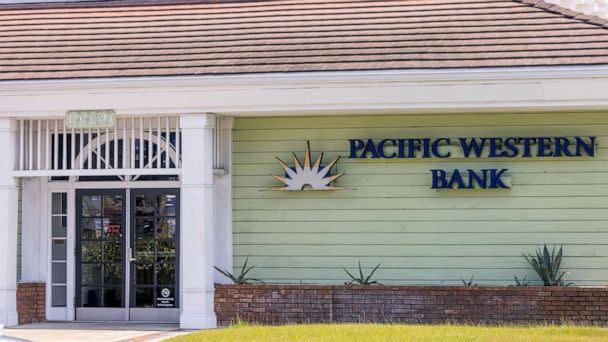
[523,245,572,286]
[461,275,478,287]
[513,275,531,286]
[214,257,264,284]
[344,261,381,285]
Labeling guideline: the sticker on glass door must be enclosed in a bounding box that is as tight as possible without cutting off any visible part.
[130,189,179,321]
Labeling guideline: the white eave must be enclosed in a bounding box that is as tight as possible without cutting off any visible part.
[2,65,608,117]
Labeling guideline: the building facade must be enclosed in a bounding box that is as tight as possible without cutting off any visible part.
[1,0,608,330]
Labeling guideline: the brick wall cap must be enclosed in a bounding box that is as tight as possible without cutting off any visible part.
[216,284,608,291]
[215,284,334,290]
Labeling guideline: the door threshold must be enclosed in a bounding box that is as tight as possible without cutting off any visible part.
[74,321,179,324]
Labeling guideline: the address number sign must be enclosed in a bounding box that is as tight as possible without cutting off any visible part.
[65,110,116,129]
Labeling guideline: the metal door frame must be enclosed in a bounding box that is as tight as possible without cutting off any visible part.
[129,188,180,322]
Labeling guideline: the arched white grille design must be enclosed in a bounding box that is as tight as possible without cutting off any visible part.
[14,115,181,177]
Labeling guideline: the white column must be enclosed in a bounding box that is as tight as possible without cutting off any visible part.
[20,178,43,283]
[0,118,19,326]
[213,116,234,283]
[179,114,216,329]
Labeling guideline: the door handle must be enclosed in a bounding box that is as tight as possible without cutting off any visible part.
[127,247,137,263]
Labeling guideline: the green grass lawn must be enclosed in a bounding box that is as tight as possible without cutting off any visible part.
[167,323,608,342]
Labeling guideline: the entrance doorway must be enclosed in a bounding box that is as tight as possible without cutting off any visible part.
[75,188,179,322]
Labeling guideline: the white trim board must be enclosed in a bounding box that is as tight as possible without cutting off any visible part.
[2,66,608,117]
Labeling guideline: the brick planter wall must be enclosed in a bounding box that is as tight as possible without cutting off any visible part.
[215,284,608,326]
[17,282,45,324]
[215,285,332,325]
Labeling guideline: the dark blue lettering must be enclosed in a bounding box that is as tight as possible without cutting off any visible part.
[397,139,406,158]
[488,168,509,188]
[348,139,365,158]
[467,169,487,189]
[377,139,397,158]
[488,138,506,158]
[421,138,432,158]
[407,139,422,158]
[553,137,572,157]
[575,136,596,157]
[518,138,537,157]
[448,169,466,189]
[536,137,552,157]
[459,138,487,158]
[503,137,519,157]
[432,138,451,158]
[431,169,448,189]
[361,139,380,158]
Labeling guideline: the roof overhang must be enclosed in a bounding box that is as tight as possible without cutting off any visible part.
[2,65,608,117]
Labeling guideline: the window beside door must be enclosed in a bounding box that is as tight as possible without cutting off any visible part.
[51,193,67,307]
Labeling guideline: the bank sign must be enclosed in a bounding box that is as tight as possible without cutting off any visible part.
[348,136,596,190]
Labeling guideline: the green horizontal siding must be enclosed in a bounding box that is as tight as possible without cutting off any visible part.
[232,112,608,285]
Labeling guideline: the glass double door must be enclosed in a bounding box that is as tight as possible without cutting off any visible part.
[75,188,179,322]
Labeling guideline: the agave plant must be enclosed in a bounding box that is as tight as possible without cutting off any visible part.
[214,257,264,284]
[513,275,531,286]
[523,245,572,286]
[344,261,381,285]
[461,275,478,286]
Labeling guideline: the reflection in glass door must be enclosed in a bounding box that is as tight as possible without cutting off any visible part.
[75,188,179,322]
[75,189,126,321]
[130,189,179,322]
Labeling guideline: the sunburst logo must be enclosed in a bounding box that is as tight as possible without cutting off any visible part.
[272,141,344,191]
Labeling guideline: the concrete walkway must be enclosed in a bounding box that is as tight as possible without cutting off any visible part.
[2,322,189,342]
